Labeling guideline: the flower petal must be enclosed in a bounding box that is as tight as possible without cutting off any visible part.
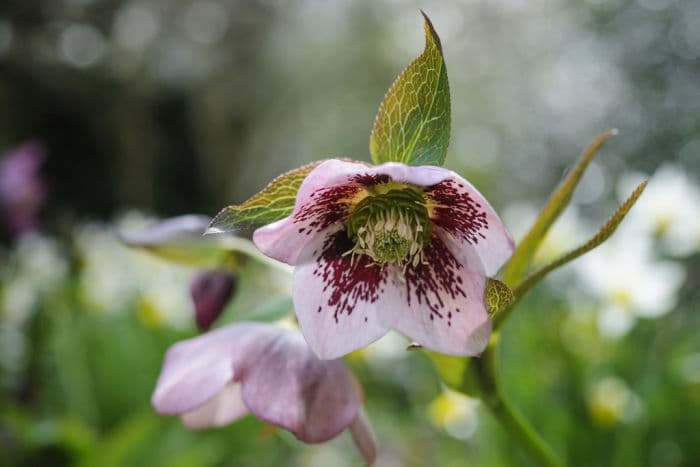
[425,175,514,276]
[350,408,378,466]
[151,324,259,415]
[293,230,401,359]
[239,328,360,443]
[394,236,492,356]
[253,159,370,265]
[181,383,249,430]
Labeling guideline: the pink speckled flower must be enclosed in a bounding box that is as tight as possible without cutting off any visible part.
[152,322,376,463]
[253,160,514,359]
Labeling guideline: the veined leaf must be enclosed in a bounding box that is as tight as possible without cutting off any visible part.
[495,180,648,329]
[207,161,323,233]
[502,129,618,285]
[485,279,514,317]
[370,12,451,167]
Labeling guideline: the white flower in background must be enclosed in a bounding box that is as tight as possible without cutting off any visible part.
[587,376,641,426]
[1,233,67,385]
[618,164,700,257]
[1,233,67,324]
[503,202,591,266]
[573,236,685,338]
[427,388,480,440]
[76,212,192,328]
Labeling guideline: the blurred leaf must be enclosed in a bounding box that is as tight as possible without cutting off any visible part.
[502,130,618,285]
[369,12,451,167]
[485,279,514,318]
[119,214,258,270]
[77,412,160,467]
[502,180,648,321]
[207,161,324,232]
[425,351,466,390]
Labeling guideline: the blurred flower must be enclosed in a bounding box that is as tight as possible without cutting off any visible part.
[573,237,685,338]
[2,233,67,324]
[0,142,46,237]
[253,160,514,359]
[1,233,66,388]
[76,213,192,328]
[588,376,641,426]
[427,388,480,440]
[190,269,236,331]
[618,165,700,256]
[152,322,376,464]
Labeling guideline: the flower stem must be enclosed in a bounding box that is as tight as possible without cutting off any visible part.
[468,340,563,467]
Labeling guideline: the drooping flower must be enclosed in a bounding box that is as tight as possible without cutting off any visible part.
[252,159,514,358]
[152,322,376,464]
[189,269,236,331]
[0,141,46,237]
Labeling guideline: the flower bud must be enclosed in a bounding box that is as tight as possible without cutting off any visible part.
[189,270,236,331]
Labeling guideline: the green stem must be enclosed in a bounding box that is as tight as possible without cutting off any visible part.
[468,341,563,467]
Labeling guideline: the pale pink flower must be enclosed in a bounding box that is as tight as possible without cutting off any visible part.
[253,160,514,359]
[152,322,376,463]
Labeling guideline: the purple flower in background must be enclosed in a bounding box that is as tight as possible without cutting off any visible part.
[152,322,377,464]
[190,269,236,331]
[0,141,46,237]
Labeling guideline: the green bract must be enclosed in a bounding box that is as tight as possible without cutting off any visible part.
[208,161,324,233]
[370,12,451,167]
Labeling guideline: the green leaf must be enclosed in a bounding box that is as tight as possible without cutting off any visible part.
[369,12,451,167]
[495,180,648,328]
[502,129,618,285]
[485,279,514,318]
[425,351,467,390]
[207,161,323,232]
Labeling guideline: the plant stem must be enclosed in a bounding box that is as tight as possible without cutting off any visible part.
[469,340,563,467]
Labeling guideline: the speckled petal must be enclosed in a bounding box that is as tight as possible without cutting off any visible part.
[292,230,401,359]
[253,159,371,265]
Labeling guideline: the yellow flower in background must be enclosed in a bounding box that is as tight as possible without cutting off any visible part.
[427,388,480,440]
[588,377,641,427]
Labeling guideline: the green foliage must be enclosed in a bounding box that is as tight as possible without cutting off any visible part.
[369,12,451,167]
[508,180,649,308]
[208,161,324,233]
[502,130,618,285]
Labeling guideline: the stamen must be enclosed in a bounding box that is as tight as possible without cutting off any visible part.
[346,187,432,268]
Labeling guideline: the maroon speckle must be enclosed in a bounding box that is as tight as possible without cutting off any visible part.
[427,179,489,245]
[352,173,391,186]
[404,235,468,322]
[313,231,387,323]
[294,183,363,234]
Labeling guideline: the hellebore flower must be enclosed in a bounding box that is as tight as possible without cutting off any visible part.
[253,159,514,358]
[0,141,46,237]
[190,269,236,331]
[152,322,376,464]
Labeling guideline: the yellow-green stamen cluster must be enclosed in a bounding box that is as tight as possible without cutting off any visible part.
[346,188,432,267]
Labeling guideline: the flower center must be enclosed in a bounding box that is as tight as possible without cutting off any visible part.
[346,187,432,267]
